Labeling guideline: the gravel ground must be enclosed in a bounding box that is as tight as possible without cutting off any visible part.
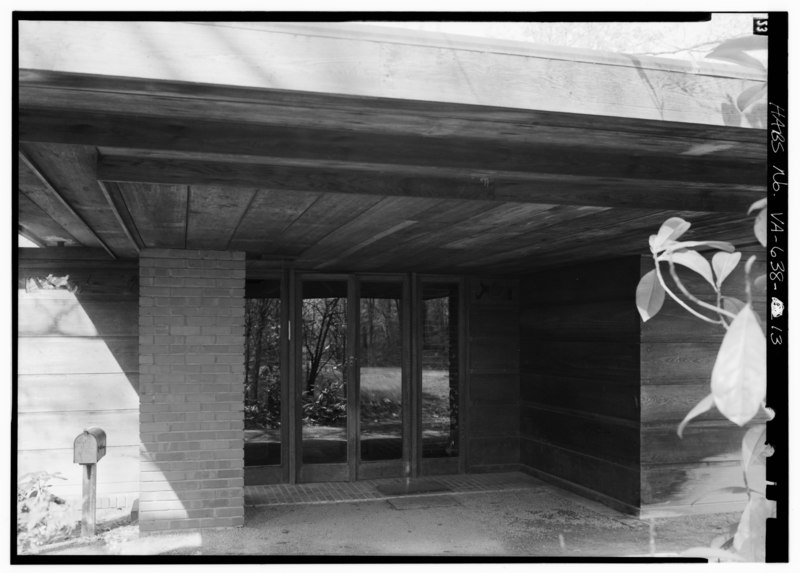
[29,487,740,558]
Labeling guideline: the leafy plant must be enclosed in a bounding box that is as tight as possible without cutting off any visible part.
[302,376,347,426]
[705,35,768,129]
[636,202,773,561]
[17,471,77,553]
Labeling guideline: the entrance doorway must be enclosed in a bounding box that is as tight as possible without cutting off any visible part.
[244,272,462,485]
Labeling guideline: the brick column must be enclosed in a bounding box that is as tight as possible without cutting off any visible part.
[138,249,245,532]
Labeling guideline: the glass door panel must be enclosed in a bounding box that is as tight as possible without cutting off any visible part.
[300,279,349,467]
[244,282,282,466]
[421,282,460,460]
[359,281,404,463]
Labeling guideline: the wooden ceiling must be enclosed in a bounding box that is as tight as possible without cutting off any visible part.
[17,70,765,275]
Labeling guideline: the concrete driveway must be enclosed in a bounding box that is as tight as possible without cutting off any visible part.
[34,473,739,558]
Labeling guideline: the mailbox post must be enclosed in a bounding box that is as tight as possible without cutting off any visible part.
[73,427,106,536]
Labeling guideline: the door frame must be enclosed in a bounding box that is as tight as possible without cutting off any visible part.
[414,274,468,477]
[354,273,412,480]
[293,272,354,483]
[245,269,467,485]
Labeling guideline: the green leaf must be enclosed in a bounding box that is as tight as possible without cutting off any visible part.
[753,274,767,292]
[677,393,714,438]
[636,269,665,322]
[711,305,767,426]
[706,48,766,71]
[722,296,746,316]
[754,209,767,247]
[737,84,767,112]
[663,240,735,253]
[691,486,749,505]
[722,102,742,127]
[659,249,714,287]
[748,198,767,214]
[741,425,767,474]
[680,547,745,562]
[651,217,691,253]
[709,35,769,54]
[712,251,741,287]
[733,494,774,561]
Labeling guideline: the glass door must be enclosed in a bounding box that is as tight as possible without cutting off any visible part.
[357,278,410,479]
[418,279,462,476]
[243,276,288,485]
[296,276,353,482]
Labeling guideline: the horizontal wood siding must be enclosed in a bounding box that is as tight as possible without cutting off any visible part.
[466,278,520,473]
[520,257,642,512]
[17,252,139,508]
[640,245,767,515]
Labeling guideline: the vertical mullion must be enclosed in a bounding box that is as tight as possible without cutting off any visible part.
[410,273,422,477]
[281,268,291,484]
[458,276,469,475]
[347,275,360,481]
[291,271,302,483]
[401,274,412,478]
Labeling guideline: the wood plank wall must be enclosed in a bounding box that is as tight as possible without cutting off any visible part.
[466,278,520,473]
[17,250,139,508]
[640,244,768,517]
[519,258,642,514]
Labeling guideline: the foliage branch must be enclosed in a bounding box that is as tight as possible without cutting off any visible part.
[635,198,773,561]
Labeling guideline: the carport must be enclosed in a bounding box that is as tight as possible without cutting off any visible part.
[16,20,766,536]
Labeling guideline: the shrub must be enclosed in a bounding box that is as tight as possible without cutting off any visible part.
[17,471,77,553]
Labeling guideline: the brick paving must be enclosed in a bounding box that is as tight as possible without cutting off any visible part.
[245,471,544,507]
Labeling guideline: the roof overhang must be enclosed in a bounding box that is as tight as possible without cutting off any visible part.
[17,21,767,274]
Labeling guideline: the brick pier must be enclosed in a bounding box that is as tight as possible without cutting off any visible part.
[138,249,246,531]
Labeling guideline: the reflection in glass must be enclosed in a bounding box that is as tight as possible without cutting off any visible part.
[244,281,282,467]
[422,283,459,458]
[359,282,403,461]
[301,281,348,464]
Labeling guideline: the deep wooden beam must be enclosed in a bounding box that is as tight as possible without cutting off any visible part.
[96,181,144,253]
[97,153,763,214]
[19,151,117,259]
[19,70,766,160]
[17,226,46,248]
[19,109,764,188]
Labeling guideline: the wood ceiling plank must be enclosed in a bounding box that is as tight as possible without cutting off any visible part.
[458,207,677,269]
[388,204,607,272]
[23,109,764,190]
[18,150,104,249]
[462,210,753,273]
[184,184,258,250]
[227,189,320,253]
[274,193,384,255]
[338,199,500,271]
[20,143,138,258]
[97,153,762,214]
[117,182,189,249]
[295,196,441,269]
[18,147,117,258]
[17,192,80,247]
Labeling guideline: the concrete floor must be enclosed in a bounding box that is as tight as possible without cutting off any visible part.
[35,473,740,558]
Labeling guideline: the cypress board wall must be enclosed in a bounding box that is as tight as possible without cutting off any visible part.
[520,247,767,517]
[466,277,520,473]
[639,244,768,517]
[17,249,140,509]
[519,258,643,514]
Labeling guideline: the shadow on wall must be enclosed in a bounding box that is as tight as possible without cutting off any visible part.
[17,262,140,511]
